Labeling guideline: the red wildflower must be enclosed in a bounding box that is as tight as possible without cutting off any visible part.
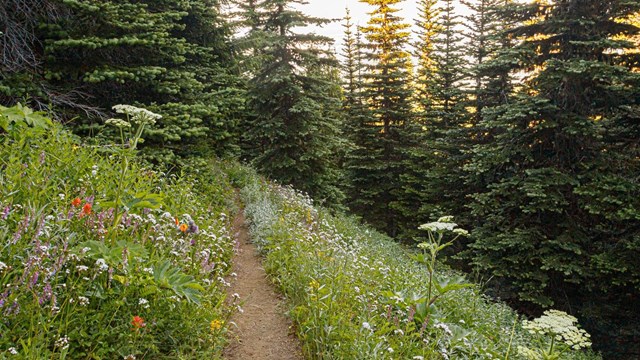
[71,198,82,207]
[175,217,180,226]
[131,315,146,330]
[80,203,92,217]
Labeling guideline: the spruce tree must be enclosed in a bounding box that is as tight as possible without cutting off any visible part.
[414,0,469,225]
[467,1,640,355]
[351,0,413,236]
[3,0,242,162]
[394,0,440,242]
[241,0,345,205]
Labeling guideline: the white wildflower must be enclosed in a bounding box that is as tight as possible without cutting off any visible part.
[8,347,18,355]
[522,310,591,349]
[54,335,69,349]
[142,267,154,275]
[0,262,7,271]
[138,298,150,309]
[419,221,457,232]
[105,118,131,128]
[435,322,453,336]
[78,296,90,306]
[387,347,394,353]
[95,259,108,272]
[76,265,89,272]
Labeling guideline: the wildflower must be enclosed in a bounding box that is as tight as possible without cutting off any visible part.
[0,262,6,271]
[387,347,394,353]
[419,220,457,233]
[179,223,188,233]
[95,259,108,272]
[362,322,372,331]
[76,265,89,272]
[71,198,82,207]
[138,298,150,309]
[175,217,180,226]
[187,221,199,234]
[80,203,92,217]
[435,322,453,336]
[308,279,320,290]
[54,335,69,349]
[105,118,132,128]
[131,315,146,330]
[210,319,223,332]
[78,296,90,306]
[124,355,136,360]
[8,347,18,355]
[522,310,592,349]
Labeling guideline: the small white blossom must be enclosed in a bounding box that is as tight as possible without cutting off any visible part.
[0,262,7,271]
[8,347,18,355]
[95,259,108,272]
[78,296,90,306]
[54,335,69,349]
[76,265,89,272]
[138,298,150,309]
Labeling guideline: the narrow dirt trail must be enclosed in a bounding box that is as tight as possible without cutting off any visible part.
[223,210,303,360]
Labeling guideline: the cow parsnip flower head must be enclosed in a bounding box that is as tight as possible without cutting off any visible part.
[105,118,132,128]
[523,310,592,350]
[418,220,457,232]
[112,104,161,125]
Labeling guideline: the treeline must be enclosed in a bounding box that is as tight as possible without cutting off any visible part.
[1,0,639,357]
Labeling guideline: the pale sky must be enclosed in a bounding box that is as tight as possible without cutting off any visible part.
[292,0,472,54]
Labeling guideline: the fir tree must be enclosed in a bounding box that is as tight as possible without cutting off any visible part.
[351,0,413,236]
[4,0,243,162]
[467,1,640,355]
[241,0,345,205]
[414,0,469,226]
[393,0,440,242]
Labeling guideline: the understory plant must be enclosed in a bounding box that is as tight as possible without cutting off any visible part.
[0,105,236,358]
[240,174,600,360]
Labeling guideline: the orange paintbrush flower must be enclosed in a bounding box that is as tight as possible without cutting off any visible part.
[71,197,82,207]
[131,315,146,330]
[179,223,188,233]
[80,203,92,217]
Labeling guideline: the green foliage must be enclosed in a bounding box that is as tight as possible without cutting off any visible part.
[348,0,414,237]
[239,172,600,360]
[0,106,236,358]
[465,2,640,357]
[2,0,244,163]
[238,0,345,206]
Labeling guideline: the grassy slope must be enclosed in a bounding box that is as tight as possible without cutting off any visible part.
[237,171,600,360]
[0,119,237,358]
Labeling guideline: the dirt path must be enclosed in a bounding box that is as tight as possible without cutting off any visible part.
[223,210,303,360]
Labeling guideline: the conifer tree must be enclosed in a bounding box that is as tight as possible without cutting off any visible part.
[351,0,413,236]
[393,0,440,242]
[241,0,345,205]
[4,0,243,162]
[467,2,640,355]
[413,0,469,225]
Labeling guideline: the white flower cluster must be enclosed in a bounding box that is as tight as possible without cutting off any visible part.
[522,310,592,350]
[112,104,161,125]
[418,216,459,233]
[105,118,132,128]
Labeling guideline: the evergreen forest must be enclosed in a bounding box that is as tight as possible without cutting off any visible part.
[1,0,639,358]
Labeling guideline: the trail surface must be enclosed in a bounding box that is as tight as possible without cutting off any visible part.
[223,210,303,360]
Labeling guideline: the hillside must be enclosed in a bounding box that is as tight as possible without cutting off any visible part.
[0,106,600,359]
